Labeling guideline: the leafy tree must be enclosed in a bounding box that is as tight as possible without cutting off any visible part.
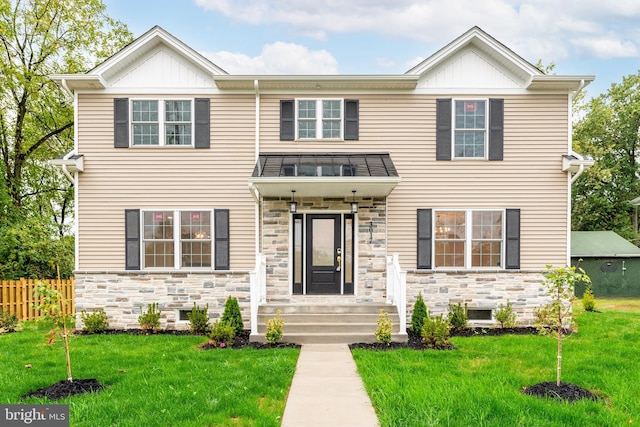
[534,265,591,386]
[572,72,640,242]
[0,0,132,278]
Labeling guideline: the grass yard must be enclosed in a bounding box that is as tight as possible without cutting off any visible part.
[352,300,640,427]
[0,323,300,426]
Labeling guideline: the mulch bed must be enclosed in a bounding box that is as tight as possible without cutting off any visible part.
[21,379,104,401]
[199,330,301,350]
[522,381,599,402]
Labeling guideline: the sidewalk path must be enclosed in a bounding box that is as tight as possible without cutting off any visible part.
[281,344,380,427]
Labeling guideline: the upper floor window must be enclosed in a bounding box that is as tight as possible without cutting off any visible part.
[131,99,193,146]
[297,99,342,140]
[454,100,486,158]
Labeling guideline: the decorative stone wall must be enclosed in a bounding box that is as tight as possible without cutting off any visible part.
[261,196,388,304]
[74,272,251,330]
[404,270,548,325]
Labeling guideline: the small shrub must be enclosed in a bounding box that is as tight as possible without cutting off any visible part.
[0,310,18,332]
[495,300,517,328]
[447,302,468,331]
[582,286,596,312]
[138,302,161,333]
[421,313,451,348]
[374,309,393,345]
[187,303,210,334]
[265,310,285,344]
[220,296,244,336]
[80,308,109,333]
[410,293,428,335]
[209,320,235,346]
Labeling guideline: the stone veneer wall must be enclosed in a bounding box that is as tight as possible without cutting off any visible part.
[74,272,251,330]
[405,270,548,325]
[261,196,388,304]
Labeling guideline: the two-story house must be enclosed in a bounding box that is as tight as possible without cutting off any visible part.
[51,26,593,342]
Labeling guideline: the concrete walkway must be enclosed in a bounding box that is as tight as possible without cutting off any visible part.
[281,344,380,427]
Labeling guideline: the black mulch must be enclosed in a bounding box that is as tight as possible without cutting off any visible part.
[21,379,104,401]
[522,381,599,402]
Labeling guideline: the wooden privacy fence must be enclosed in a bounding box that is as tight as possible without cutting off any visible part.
[0,278,75,321]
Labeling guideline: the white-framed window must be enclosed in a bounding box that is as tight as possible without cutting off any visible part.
[131,99,193,146]
[454,99,487,158]
[434,209,503,268]
[297,99,342,140]
[142,210,211,269]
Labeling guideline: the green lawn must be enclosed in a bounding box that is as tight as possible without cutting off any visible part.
[352,303,640,427]
[0,323,300,426]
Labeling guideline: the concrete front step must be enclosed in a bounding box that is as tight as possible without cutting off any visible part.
[252,303,407,344]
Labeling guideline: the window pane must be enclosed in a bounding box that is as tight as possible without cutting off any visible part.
[435,241,465,267]
[133,124,159,145]
[294,217,303,284]
[455,131,485,157]
[322,120,340,138]
[298,121,316,138]
[132,101,158,121]
[143,211,174,239]
[144,242,174,268]
[322,100,340,118]
[435,212,465,240]
[165,100,191,122]
[455,101,485,129]
[165,124,192,145]
[180,211,211,268]
[471,210,502,267]
[472,211,502,239]
[472,241,502,267]
[298,100,316,118]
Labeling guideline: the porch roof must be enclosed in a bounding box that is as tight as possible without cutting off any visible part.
[249,153,401,198]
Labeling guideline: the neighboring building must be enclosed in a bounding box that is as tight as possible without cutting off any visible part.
[50,26,594,340]
[571,231,640,297]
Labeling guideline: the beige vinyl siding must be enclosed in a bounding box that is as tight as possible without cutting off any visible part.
[76,94,256,271]
[258,93,570,270]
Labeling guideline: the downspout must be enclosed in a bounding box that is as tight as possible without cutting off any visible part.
[254,79,261,255]
[567,79,586,264]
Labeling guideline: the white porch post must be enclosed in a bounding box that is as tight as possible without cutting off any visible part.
[387,253,407,335]
[250,253,266,336]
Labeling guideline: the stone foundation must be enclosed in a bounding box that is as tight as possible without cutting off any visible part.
[74,271,251,330]
[405,270,548,325]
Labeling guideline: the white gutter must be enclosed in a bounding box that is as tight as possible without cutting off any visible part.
[570,79,588,184]
[253,80,261,255]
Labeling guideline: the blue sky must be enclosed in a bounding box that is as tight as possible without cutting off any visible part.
[103,0,640,98]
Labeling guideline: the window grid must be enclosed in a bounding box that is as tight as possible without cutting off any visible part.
[142,210,212,269]
[434,210,504,269]
[297,99,342,140]
[454,100,486,158]
[131,100,193,146]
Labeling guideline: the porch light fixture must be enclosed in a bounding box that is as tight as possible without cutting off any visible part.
[350,190,358,214]
[290,190,297,213]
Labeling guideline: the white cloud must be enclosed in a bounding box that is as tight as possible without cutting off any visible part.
[195,0,640,64]
[202,42,339,74]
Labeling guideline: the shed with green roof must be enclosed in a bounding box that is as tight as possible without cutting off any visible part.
[571,231,640,297]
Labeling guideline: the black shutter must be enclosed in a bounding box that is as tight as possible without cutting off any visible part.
[125,209,140,270]
[280,100,295,140]
[344,99,359,140]
[194,98,210,149]
[417,209,432,269]
[505,209,520,269]
[488,98,504,160]
[114,98,129,148]
[215,209,230,270]
[436,99,452,160]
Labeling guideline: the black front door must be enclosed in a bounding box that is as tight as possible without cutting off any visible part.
[306,214,341,294]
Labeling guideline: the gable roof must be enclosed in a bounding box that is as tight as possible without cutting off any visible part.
[406,26,593,92]
[572,231,640,258]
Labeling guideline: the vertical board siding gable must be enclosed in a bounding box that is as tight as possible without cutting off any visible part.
[194,98,211,148]
[114,98,129,148]
[125,209,140,270]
